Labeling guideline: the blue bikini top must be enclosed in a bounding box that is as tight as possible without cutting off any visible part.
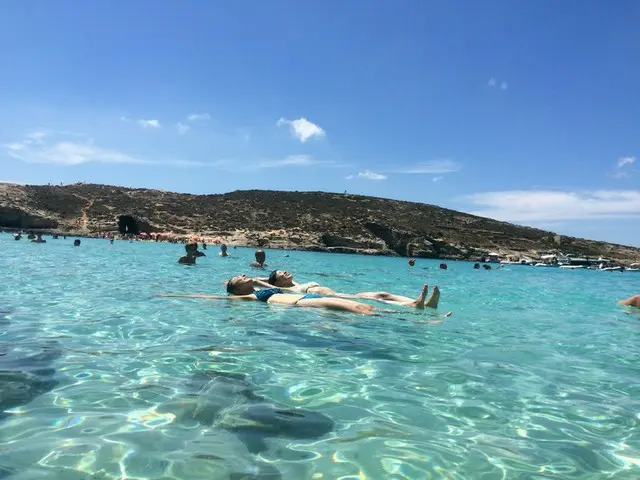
[253,288,283,302]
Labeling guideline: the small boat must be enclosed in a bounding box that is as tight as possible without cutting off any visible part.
[599,265,622,272]
[627,263,640,272]
[559,265,585,269]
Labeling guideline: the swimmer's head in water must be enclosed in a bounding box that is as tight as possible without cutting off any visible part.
[255,249,266,262]
[221,244,228,252]
[185,242,198,253]
[226,274,253,295]
[268,270,293,286]
[73,239,81,247]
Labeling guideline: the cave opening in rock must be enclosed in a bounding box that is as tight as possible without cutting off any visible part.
[117,215,140,235]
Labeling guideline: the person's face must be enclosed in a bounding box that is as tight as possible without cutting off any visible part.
[274,270,293,285]
[229,274,253,294]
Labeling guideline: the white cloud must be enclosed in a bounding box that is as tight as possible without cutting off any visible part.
[357,170,387,181]
[187,113,211,122]
[465,189,640,222]
[138,119,161,129]
[394,159,461,174]
[256,154,334,169]
[432,176,444,182]
[488,77,508,90]
[1,131,206,166]
[176,122,190,135]
[617,156,636,168]
[2,132,335,171]
[0,180,26,185]
[345,175,354,180]
[276,117,325,143]
[613,155,636,178]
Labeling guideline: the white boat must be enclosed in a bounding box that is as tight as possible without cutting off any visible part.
[627,263,640,272]
[559,265,585,269]
[599,265,622,272]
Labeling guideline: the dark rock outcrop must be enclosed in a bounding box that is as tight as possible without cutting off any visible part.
[0,206,58,229]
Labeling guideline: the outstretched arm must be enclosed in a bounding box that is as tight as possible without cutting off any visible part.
[156,294,255,301]
[251,278,273,288]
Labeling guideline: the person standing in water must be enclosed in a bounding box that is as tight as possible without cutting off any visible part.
[249,249,268,268]
[178,243,200,265]
[219,244,230,257]
[31,233,47,243]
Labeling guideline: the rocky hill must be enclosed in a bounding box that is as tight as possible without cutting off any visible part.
[1,182,638,261]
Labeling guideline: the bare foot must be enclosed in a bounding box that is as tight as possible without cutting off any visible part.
[425,285,440,309]
[409,284,428,309]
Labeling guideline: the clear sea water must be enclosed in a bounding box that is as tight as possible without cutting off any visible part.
[1,233,639,480]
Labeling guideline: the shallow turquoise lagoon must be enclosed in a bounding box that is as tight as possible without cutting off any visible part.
[1,234,639,479]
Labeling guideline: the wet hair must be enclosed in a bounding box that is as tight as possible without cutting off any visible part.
[255,249,265,259]
[267,270,279,285]
[185,242,198,253]
[221,244,228,250]
[226,278,237,294]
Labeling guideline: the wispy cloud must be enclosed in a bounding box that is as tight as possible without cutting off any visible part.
[488,77,508,90]
[432,176,444,182]
[1,131,204,166]
[175,122,190,135]
[613,156,636,178]
[345,170,387,181]
[256,154,335,169]
[138,119,161,129]
[276,117,325,143]
[393,159,461,174]
[0,180,26,185]
[2,131,337,171]
[187,113,211,122]
[464,189,640,222]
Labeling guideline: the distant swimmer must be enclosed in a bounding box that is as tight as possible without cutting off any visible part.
[473,263,480,269]
[219,244,230,257]
[249,249,268,268]
[439,263,448,270]
[178,243,199,265]
[31,233,46,243]
[408,259,416,267]
[618,295,640,308]
[13,233,22,241]
[73,239,81,247]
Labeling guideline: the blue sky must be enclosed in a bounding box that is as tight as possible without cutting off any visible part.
[1,1,638,246]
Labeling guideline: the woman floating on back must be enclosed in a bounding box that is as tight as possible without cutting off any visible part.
[159,274,451,317]
[255,270,441,309]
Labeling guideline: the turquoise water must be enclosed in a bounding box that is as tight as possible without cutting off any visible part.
[1,233,640,480]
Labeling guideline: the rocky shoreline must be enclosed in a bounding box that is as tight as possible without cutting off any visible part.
[1,182,639,263]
